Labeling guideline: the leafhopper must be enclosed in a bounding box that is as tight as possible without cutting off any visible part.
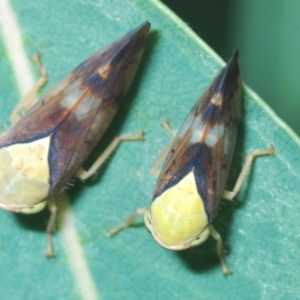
[0,21,151,256]
[109,50,275,275]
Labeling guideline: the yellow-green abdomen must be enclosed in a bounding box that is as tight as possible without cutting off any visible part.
[0,136,51,213]
[146,171,210,250]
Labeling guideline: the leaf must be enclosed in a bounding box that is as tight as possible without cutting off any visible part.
[0,0,299,299]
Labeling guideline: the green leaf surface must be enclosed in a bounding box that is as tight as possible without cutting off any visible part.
[0,0,299,299]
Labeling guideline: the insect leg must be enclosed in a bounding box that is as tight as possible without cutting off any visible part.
[107,207,146,236]
[45,196,57,258]
[161,118,177,138]
[11,53,47,123]
[209,225,233,276]
[223,145,275,201]
[76,131,144,181]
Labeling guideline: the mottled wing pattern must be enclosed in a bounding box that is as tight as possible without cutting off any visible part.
[0,22,150,195]
[153,51,242,221]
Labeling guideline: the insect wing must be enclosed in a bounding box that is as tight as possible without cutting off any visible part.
[153,50,242,221]
[0,22,150,196]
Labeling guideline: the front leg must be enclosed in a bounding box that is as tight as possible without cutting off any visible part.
[76,131,144,181]
[223,145,275,201]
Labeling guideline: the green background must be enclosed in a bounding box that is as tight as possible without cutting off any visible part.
[0,1,299,299]
[162,0,300,136]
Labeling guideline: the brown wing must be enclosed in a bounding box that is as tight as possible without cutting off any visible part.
[153,50,242,221]
[0,21,150,195]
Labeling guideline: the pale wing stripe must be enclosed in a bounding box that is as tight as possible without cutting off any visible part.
[57,194,99,300]
[0,2,99,299]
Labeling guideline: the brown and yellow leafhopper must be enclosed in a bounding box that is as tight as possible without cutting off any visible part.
[109,50,275,275]
[0,21,151,256]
